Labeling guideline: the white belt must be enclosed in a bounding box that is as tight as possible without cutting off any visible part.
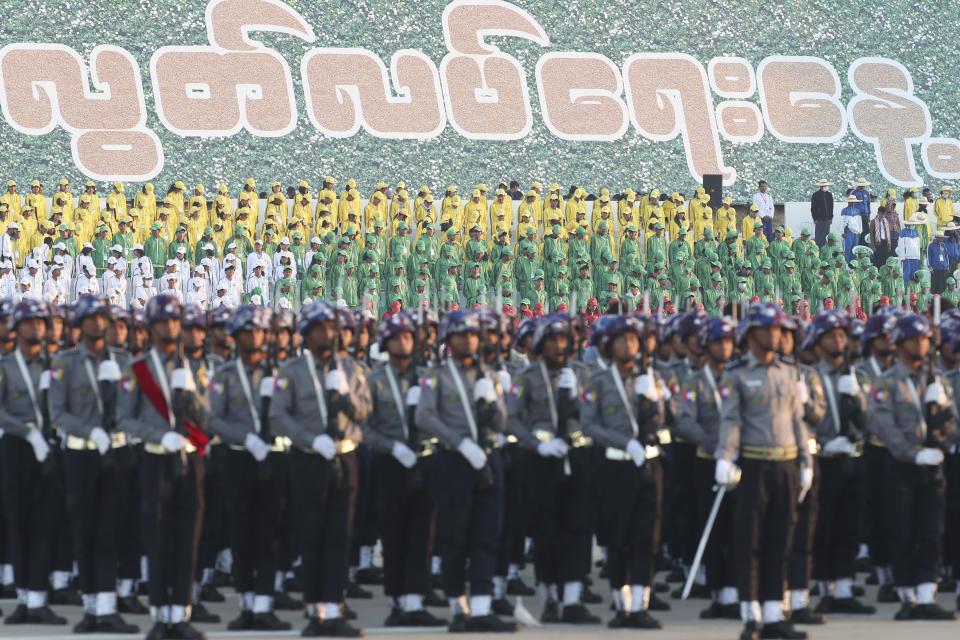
[605,445,660,461]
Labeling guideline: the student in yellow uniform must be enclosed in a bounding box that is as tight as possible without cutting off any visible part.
[489,188,512,231]
[547,183,565,216]
[565,187,586,228]
[54,179,75,223]
[235,179,256,223]
[640,188,662,229]
[618,189,638,231]
[268,181,288,226]
[365,192,386,232]
[715,196,735,240]
[187,184,207,221]
[935,186,954,231]
[160,197,179,239]
[1,180,22,218]
[210,183,230,226]
[74,194,97,244]
[903,186,919,221]
[101,194,121,235]
[391,188,412,230]
[415,190,437,228]
[517,190,538,233]
[592,195,614,233]
[135,183,157,230]
[441,194,463,234]
[26,180,47,221]
[741,203,762,240]
[517,205,537,242]
[475,183,490,227]
[660,191,677,224]
[316,178,337,225]
[463,190,487,239]
[265,192,286,234]
[18,203,38,258]
[167,181,185,216]
[372,182,389,221]
[81,180,101,215]
[529,181,544,226]
[110,181,127,218]
[692,194,714,242]
[413,185,431,214]
[338,181,362,229]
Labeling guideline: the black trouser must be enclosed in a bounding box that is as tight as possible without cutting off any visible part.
[349,444,378,571]
[889,460,945,587]
[64,449,121,596]
[495,444,527,577]
[290,448,358,604]
[733,458,798,602]
[197,444,227,583]
[140,451,204,607]
[0,439,7,574]
[528,448,593,586]
[226,447,288,598]
[813,456,864,582]
[788,457,819,591]
[433,448,504,598]
[601,456,663,589]
[115,445,142,583]
[374,454,434,598]
[668,441,698,565]
[1,435,59,592]
[693,457,735,592]
[591,445,610,549]
[945,452,960,577]
[864,443,892,568]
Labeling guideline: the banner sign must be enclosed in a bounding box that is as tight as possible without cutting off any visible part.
[2,0,958,200]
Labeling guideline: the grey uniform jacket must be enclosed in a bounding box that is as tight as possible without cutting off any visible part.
[268,353,371,451]
[0,349,47,439]
[869,360,960,463]
[714,352,812,467]
[811,360,867,445]
[414,358,507,451]
[797,361,827,428]
[50,344,127,440]
[581,364,674,451]
[506,359,584,452]
[116,348,211,445]
[674,364,723,453]
[363,361,418,456]
[207,358,267,447]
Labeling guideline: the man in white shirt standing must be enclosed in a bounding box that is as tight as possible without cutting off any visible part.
[132,273,157,310]
[1,221,21,266]
[752,180,774,242]
[43,259,68,304]
[246,262,271,306]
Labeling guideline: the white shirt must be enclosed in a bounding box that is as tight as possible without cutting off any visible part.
[212,294,236,309]
[186,289,208,310]
[752,191,774,220]
[246,273,271,305]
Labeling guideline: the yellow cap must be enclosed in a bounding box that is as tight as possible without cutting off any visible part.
[218,183,228,193]
[30,180,40,187]
[114,181,124,192]
[650,189,660,198]
[750,204,759,211]
[477,183,488,192]
[245,179,256,188]
[174,181,185,190]
[195,184,205,193]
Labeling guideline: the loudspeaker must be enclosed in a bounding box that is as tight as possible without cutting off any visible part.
[703,174,722,208]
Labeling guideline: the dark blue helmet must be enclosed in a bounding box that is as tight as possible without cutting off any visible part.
[532,313,570,355]
[8,299,48,331]
[298,301,337,334]
[697,316,738,349]
[228,304,271,336]
[183,305,207,329]
[439,310,481,341]
[72,295,111,327]
[145,295,182,324]
[377,312,416,348]
[861,310,896,353]
[890,313,930,345]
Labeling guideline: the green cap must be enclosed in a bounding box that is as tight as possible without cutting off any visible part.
[151,222,163,230]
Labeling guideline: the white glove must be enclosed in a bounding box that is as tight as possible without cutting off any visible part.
[244,432,270,462]
[405,385,421,406]
[474,377,497,403]
[89,426,111,455]
[457,438,487,470]
[498,370,512,395]
[325,369,349,395]
[715,458,740,488]
[38,369,51,392]
[924,382,948,406]
[836,374,859,396]
[391,441,417,469]
[97,359,121,382]
[25,428,49,463]
[797,378,809,405]
[626,439,646,467]
[557,367,578,399]
[160,431,184,453]
[634,374,660,402]
[312,434,336,460]
[915,447,945,466]
[822,435,854,455]
[537,438,568,459]
[259,377,274,398]
[798,466,814,503]
[170,368,196,392]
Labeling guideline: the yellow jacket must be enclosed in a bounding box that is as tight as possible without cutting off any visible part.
[490,198,512,229]
[110,189,127,218]
[338,193,361,229]
[741,214,761,240]
[364,201,385,231]
[53,191,75,223]
[935,197,954,229]
[237,188,258,215]
[463,200,486,233]
[25,192,47,221]
[0,193,22,218]
[167,190,184,217]
[716,205,735,239]
[135,189,156,227]
[415,202,436,227]
[592,207,614,233]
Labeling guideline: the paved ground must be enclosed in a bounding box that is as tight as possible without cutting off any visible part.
[3,574,960,640]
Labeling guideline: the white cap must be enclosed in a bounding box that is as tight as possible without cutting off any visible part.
[311,236,322,244]
[194,266,204,274]
[217,280,228,291]
[83,242,93,249]
[280,237,290,245]
[143,273,153,280]
[107,256,117,264]
[165,259,176,266]
[54,242,67,250]
[176,246,186,254]
[52,256,64,266]
[203,243,214,251]
[132,243,143,251]
[7,222,19,230]
[250,294,262,305]
[110,244,122,252]
[254,238,263,245]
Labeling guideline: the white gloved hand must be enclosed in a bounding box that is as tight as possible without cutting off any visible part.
[473,377,497,403]
[97,359,121,382]
[38,369,51,392]
[626,439,646,467]
[498,370,512,395]
[798,466,814,503]
[836,374,860,396]
[537,438,568,459]
[915,447,945,466]
[324,369,349,395]
[25,428,49,463]
[89,426,111,455]
[391,441,417,469]
[797,378,809,405]
[457,439,487,470]
[170,368,196,392]
[924,382,948,406]
[557,367,578,399]
[822,435,854,455]
[160,431,184,453]
[405,385,421,406]
[714,458,740,488]
[244,432,270,462]
[633,375,660,402]
[312,434,336,460]
[259,377,274,398]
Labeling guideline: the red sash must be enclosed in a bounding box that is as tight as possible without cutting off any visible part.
[131,359,209,455]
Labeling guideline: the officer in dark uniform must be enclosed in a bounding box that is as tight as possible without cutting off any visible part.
[414,310,514,633]
[581,314,674,629]
[269,301,372,638]
[506,313,599,624]
[871,312,959,620]
[362,311,446,627]
[714,302,812,640]
[117,295,210,640]
[0,300,66,625]
[940,311,960,606]
[50,295,139,634]
[675,316,741,620]
[0,298,13,606]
